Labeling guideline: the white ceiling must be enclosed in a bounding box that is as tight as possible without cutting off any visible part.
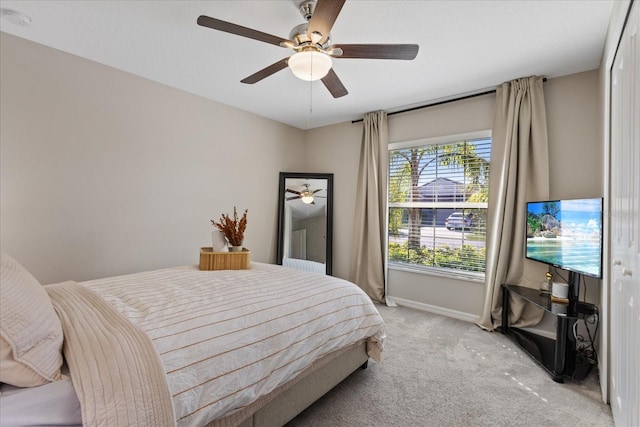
[0,0,614,130]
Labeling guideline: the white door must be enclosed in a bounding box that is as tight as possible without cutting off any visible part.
[291,229,307,260]
[610,3,640,426]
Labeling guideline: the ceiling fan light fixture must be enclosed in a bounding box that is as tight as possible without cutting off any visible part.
[288,50,332,81]
[301,195,315,204]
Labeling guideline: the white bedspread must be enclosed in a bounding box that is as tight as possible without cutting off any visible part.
[71,262,384,426]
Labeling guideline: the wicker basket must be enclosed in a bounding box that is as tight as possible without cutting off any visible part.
[199,247,250,270]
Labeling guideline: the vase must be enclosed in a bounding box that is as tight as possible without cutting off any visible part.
[211,231,228,252]
[229,245,243,252]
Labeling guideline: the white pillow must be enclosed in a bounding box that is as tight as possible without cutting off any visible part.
[0,253,63,386]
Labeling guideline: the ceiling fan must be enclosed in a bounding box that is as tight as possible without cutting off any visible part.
[197,0,419,98]
[286,184,325,204]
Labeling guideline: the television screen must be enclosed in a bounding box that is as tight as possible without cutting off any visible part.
[525,198,603,278]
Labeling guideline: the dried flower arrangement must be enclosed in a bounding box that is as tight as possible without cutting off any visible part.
[211,207,248,247]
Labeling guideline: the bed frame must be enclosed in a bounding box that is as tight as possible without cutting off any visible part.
[210,341,369,427]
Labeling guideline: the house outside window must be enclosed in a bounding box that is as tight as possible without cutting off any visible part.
[388,131,491,279]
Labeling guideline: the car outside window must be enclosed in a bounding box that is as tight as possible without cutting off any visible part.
[445,212,474,230]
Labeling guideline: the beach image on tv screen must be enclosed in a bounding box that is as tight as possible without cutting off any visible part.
[526,198,602,277]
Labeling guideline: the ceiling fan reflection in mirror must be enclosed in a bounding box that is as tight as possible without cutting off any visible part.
[197,0,419,98]
[286,183,326,204]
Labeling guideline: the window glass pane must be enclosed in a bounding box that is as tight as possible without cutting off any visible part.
[388,137,491,276]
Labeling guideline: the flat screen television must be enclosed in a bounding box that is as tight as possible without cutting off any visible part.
[525,197,603,302]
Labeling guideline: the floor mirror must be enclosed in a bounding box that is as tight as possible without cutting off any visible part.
[277,172,333,275]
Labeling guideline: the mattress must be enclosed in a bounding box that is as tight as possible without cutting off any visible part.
[0,367,81,427]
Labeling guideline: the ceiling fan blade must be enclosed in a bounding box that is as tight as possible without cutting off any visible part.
[312,189,323,194]
[307,0,346,44]
[331,44,419,60]
[241,58,289,84]
[321,68,348,98]
[286,196,300,201]
[286,189,302,195]
[197,15,291,47]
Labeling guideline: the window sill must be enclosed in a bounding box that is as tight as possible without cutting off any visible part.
[388,263,485,284]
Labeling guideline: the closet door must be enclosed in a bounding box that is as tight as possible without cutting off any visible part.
[610,3,639,426]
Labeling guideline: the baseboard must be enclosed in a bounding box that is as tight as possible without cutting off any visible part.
[390,296,478,323]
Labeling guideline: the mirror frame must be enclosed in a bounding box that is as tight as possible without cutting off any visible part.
[277,172,333,275]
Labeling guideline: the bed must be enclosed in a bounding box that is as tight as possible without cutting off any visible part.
[0,253,384,427]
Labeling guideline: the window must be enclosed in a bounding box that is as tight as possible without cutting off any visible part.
[388,131,491,277]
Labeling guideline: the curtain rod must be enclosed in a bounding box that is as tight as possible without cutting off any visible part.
[351,77,547,124]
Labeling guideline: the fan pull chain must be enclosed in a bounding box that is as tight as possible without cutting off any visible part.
[306,73,313,129]
[310,55,314,114]
[310,78,313,115]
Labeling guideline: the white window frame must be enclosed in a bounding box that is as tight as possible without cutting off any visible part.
[387,130,491,282]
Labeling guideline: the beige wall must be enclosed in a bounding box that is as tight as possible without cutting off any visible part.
[306,70,603,318]
[304,121,362,279]
[0,34,304,284]
[545,71,603,199]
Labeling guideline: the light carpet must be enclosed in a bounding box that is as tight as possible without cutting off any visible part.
[287,305,613,427]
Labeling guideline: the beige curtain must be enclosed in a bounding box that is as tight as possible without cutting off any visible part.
[350,111,388,303]
[477,76,549,331]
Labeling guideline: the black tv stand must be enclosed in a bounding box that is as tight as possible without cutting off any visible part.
[501,284,597,382]
[567,271,581,304]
